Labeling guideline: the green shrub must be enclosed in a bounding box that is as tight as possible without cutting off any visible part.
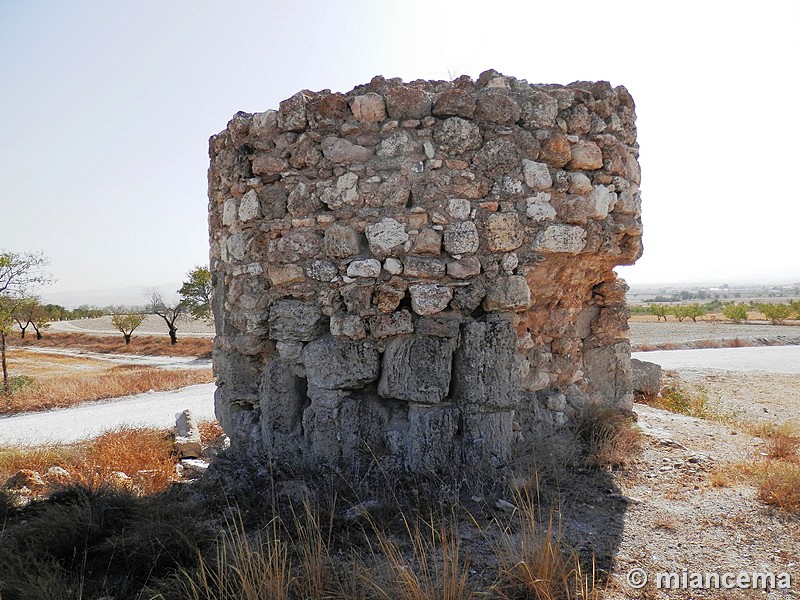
[722,304,748,323]
[759,303,793,324]
[649,304,669,321]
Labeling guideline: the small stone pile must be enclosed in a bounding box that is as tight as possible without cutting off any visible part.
[208,70,643,476]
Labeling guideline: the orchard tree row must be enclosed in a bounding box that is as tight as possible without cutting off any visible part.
[642,301,800,324]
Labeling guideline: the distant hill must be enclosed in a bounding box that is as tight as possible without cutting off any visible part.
[40,282,182,309]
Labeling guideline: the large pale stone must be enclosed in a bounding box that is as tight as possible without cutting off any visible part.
[303,336,380,390]
[378,337,453,403]
[447,255,481,279]
[365,218,408,255]
[321,137,373,164]
[324,224,361,258]
[175,410,202,458]
[631,358,662,398]
[485,212,524,252]
[277,91,308,131]
[319,172,359,209]
[222,198,237,227]
[482,276,531,311]
[452,319,518,409]
[522,160,552,190]
[525,194,557,222]
[443,221,479,254]
[347,259,381,278]
[330,312,367,340]
[533,225,587,254]
[238,190,261,222]
[446,198,471,220]
[589,184,616,219]
[567,141,603,170]
[409,284,453,315]
[268,264,305,286]
[434,117,482,155]
[403,256,446,279]
[350,93,386,122]
[269,300,327,342]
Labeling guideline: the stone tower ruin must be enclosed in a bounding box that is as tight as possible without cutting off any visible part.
[208,70,642,476]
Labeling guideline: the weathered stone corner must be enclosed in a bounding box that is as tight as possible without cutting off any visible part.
[208,70,643,479]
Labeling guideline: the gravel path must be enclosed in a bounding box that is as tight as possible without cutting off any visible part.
[20,347,212,370]
[0,383,216,445]
[632,345,800,375]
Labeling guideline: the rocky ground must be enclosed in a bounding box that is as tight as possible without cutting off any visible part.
[581,347,799,599]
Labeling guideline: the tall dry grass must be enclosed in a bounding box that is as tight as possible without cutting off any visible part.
[0,427,178,495]
[0,364,213,414]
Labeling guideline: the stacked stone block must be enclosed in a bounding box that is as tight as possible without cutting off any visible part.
[208,70,642,476]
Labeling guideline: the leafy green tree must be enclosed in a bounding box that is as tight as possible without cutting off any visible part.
[683,303,707,323]
[671,305,688,322]
[649,304,669,322]
[722,303,748,323]
[179,266,213,322]
[759,303,793,325]
[790,301,800,320]
[111,309,146,345]
[29,303,51,339]
[0,250,53,392]
[147,289,185,345]
[12,297,37,338]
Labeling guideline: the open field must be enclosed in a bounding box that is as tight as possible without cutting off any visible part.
[11,330,212,357]
[48,314,215,337]
[629,316,800,351]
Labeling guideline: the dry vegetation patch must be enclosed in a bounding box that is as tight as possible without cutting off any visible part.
[11,331,212,357]
[1,349,213,414]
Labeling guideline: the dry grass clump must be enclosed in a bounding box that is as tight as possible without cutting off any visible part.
[493,492,602,600]
[11,331,212,357]
[0,364,213,414]
[710,422,799,514]
[755,462,800,512]
[647,384,730,422]
[0,427,178,496]
[577,405,642,470]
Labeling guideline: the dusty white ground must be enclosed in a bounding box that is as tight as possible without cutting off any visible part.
[19,346,212,370]
[0,383,216,445]
[633,345,800,375]
[49,315,215,337]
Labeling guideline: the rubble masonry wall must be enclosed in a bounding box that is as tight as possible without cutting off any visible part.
[208,70,643,475]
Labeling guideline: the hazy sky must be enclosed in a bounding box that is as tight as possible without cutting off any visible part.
[2,0,798,298]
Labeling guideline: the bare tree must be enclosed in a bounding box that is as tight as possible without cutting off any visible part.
[147,289,185,345]
[111,307,146,345]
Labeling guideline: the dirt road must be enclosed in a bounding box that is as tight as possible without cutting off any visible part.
[0,383,216,445]
[633,345,800,374]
